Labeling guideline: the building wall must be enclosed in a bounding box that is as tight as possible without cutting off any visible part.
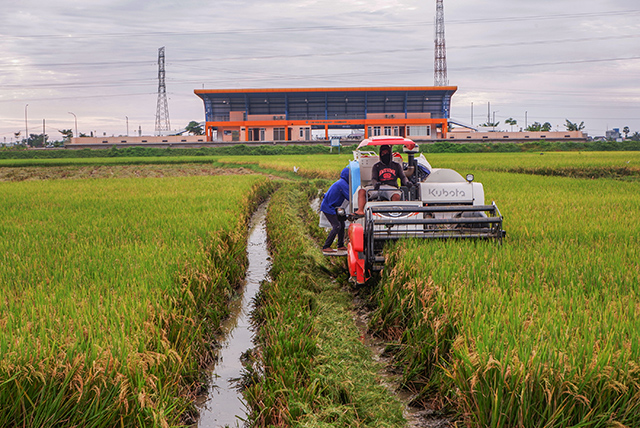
[446,130,587,141]
[69,135,208,145]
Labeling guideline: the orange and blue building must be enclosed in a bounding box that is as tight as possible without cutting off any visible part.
[194,86,457,142]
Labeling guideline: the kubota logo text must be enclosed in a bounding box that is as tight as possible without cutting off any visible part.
[428,188,466,198]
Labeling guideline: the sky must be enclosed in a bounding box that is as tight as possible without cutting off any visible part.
[1,0,639,142]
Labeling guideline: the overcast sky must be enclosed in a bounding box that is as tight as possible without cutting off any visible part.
[1,0,639,142]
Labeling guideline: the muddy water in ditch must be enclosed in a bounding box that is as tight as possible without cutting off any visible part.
[196,202,270,428]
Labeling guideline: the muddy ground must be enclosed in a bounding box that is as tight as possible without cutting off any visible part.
[0,164,260,181]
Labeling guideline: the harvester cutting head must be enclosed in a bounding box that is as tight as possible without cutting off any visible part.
[346,136,505,284]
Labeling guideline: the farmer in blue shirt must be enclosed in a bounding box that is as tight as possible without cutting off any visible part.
[320,166,350,253]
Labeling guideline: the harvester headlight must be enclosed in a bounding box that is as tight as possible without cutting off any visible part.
[466,174,474,183]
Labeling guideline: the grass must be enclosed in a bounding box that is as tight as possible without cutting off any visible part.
[0,173,275,426]
[244,183,405,427]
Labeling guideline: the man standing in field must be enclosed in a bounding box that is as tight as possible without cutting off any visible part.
[321,166,350,254]
[355,144,410,216]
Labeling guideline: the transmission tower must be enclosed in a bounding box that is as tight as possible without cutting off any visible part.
[434,0,448,86]
[155,46,171,135]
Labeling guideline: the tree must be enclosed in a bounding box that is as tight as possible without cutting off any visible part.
[185,121,203,135]
[27,133,47,147]
[526,122,552,132]
[59,129,73,142]
[479,121,500,131]
[565,119,585,131]
[623,126,630,138]
[505,118,517,131]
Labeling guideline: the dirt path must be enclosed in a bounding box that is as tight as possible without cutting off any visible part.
[350,291,453,428]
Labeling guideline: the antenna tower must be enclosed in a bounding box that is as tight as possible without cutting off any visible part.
[434,0,448,86]
[155,46,171,135]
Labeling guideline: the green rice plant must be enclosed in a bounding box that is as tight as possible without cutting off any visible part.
[369,171,640,427]
[218,151,640,182]
[0,174,274,427]
[424,151,640,180]
[219,154,353,179]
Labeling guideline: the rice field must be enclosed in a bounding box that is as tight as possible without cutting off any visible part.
[0,173,271,426]
[2,149,639,427]
[220,154,352,179]
[218,151,640,181]
[236,150,640,426]
[368,168,640,426]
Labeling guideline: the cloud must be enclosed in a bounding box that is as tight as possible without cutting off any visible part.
[1,0,639,140]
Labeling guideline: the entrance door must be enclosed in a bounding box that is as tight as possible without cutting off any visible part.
[249,128,261,141]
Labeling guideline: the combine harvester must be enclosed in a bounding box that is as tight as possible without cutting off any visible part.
[345,136,505,284]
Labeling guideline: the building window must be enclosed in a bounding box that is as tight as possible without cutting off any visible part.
[407,126,429,137]
[384,126,392,136]
[373,126,381,136]
[393,126,399,136]
[300,128,304,137]
[274,127,286,140]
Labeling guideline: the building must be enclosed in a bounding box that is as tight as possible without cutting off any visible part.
[606,128,623,142]
[193,86,457,143]
[446,128,587,143]
[64,84,589,148]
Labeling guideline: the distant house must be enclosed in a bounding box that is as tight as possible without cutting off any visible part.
[606,128,623,142]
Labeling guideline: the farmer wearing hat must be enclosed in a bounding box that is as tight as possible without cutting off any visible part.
[355,144,411,216]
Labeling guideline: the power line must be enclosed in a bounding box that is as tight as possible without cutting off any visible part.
[451,55,640,71]
[2,53,639,94]
[2,33,638,73]
[3,9,639,40]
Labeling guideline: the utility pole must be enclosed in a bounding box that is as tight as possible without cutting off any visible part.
[434,0,448,86]
[25,104,29,145]
[155,46,170,135]
[69,112,77,138]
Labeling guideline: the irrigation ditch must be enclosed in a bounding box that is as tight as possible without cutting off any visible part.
[196,201,271,427]
[195,181,451,427]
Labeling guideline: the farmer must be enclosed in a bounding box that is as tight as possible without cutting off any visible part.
[320,166,350,253]
[355,144,411,215]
